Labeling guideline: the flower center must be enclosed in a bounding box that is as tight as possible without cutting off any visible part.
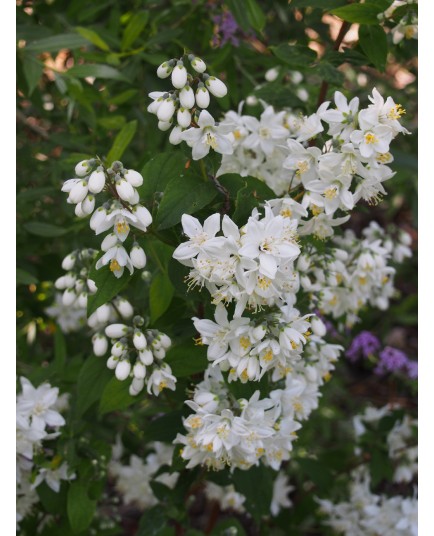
[296,160,309,176]
[239,336,251,350]
[110,259,121,272]
[324,186,338,200]
[116,220,130,235]
[259,127,270,139]
[364,132,378,144]
[387,104,406,120]
[206,132,217,149]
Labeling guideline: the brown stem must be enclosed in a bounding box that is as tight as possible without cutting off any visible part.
[209,174,231,214]
[316,20,352,107]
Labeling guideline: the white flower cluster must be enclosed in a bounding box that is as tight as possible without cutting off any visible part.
[16,378,75,528]
[175,339,341,471]
[353,405,418,485]
[194,303,326,383]
[381,0,418,44]
[298,221,412,326]
[173,209,301,316]
[216,89,408,219]
[104,316,176,396]
[109,440,178,510]
[61,160,151,278]
[317,466,417,536]
[148,54,232,159]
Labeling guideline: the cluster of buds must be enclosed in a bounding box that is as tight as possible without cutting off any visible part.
[54,248,98,308]
[104,315,176,396]
[148,53,228,147]
[61,160,152,278]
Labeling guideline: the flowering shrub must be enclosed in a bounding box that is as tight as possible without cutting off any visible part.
[17,0,417,534]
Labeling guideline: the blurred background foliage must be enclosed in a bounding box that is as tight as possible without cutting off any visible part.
[17,0,417,534]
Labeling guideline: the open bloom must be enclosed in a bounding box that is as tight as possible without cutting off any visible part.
[181,110,233,160]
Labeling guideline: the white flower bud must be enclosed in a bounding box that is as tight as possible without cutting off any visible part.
[61,253,76,271]
[62,288,76,306]
[116,178,135,203]
[77,292,87,308]
[133,330,147,350]
[75,202,86,218]
[265,67,280,82]
[115,360,131,381]
[157,61,173,79]
[246,95,258,106]
[157,98,176,122]
[153,347,166,360]
[64,274,76,287]
[159,334,171,349]
[112,341,127,358]
[62,178,80,193]
[158,119,173,131]
[105,323,129,338]
[195,87,210,108]
[133,362,146,379]
[130,188,140,206]
[124,169,143,187]
[101,233,118,252]
[205,77,227,98]
[169,125,184,145]
[115,298,134,319]
[297,255,310,272]
[90,207,107,231]
[130,245,147,269]
[87,278,97,294]
[75,160,91,177]
[179,86,195,109]
[311,317,327,337]
[400,231,412,246]
[133,205,153,230]
[96,303,111,323]
[305,365,319,383]
[81,195,95,215]
[139,349,154,366]
[177,107,192,128]
[130,377,145,395]
[68,180,89,204]
[92,334,108,356]
[191,57,206,73]
[55,276,67,289]
[74,278,84,293]
[171,62,187,89]
[88,170,106,194]
[252,325,267,341]
[333,249,349,262]
[107,355,118,369]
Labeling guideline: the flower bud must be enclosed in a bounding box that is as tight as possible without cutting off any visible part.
[179,86,195,109]
[252,325,267,341]
[157,61,173,79]
[159,334,171,349]
[158,119,173,131]
[177,107,192,128]
[105,323,129,338]
[92,334,108,356]
[75,160,91,177]
[133,330,147,350]
[106,356,118,369]
[169,125,184,145]
[133,362,146,379]
[77,292,87,308]
[101,233,118,252]
[87,278,97,294]
[265,67,280,82]
[62,288,76,306]
[139,349,154,366]
[297,255,310,272]
[88,170,106,194]
[190,57,206,73]
[195,87,210,109]
[130,377,145,394]
[115,360,131,381]
[153,347,166,360]
[90,206,107,231]
[68,180,89,204]
[130,245,147,269]
[205,77,227,98]
[116,178,135,203]
[124,169,143,187]
[75,202,86,218]
[311,317,327,337]
[114,298,134,319]
[81,195,95,215]
[112,341,127,358]
[157,98,176,122]
[55,276,67,289]
[133,205,153,230]
[171,62,187,89]
[96,303,111,324]
[62,253,76,271]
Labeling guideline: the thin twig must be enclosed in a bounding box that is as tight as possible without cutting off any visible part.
[209,174,231,214]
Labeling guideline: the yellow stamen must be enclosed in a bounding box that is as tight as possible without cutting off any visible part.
[257,276,271,290]
[296,161,309,176]
[110,259,121,272]
[280,208,292,218]
[324,187,338,200]
[116,221,130,234]
[263,349,273,362]
[233,129,242,140]
[311,204,322,216]
[193,336,204,346]
[364,133,378,144]
[239,336,251,350]
[387,104,406,120]
[206,132,217,149]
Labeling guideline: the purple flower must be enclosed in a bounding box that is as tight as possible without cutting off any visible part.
[374,346,409,375]
[346,331,381,362]
[405,360,418,379]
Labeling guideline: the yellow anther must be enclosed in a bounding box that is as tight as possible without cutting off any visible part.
[387,104,406,120]
[296,161,309,176]
[206,132,217,149]
[116,221,130,234]
[239,336,251,350]
[257,276,271,290]
[240,369,249,381]
[364,133,378,144]
[158,380,168,392]
[233,129,242,140]
[323,372,332,382]
[109,259,121,272]
[324,187,338,200]
[188,416,203,429]
[311,204,323,216]
[358,276,367,286]
[193,336,204,346]
[263,349,273,362]
[280,208,292,218]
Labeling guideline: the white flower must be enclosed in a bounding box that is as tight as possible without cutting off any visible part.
[173,213,222,261]
[95,244,134,278]
[17,378,65,431]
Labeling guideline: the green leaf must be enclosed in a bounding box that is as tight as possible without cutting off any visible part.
[225,0,251,32]
[290,0,348,8]
[105,120,138,164]
[369,448,394,487]
[16,268,38,286]
[316,62,345,85]
[121,11,149,51]
[139,151,190,205]
[137,506,173,536]
[75,27,110,51]
[211,518,246,536]
[107,89,138,105]
[143,410,185,442]
[75,356,112,416]
[25,33,89,52]
[232,176,276,224]
[246,0,267,32]
[270,44,317,67]
[67,482,96,534]
[23,222,68,237]
[330,3,386,24]
[54,328,67,371]
[87,262,133,317]
[359,25,388,71]
[67,64,129,82]
[231,465,274,522]
[99,377,137,414]
[164,343,208,377]
[21,53,43,95]
[150,272,174,323]
[155,175,217,231]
